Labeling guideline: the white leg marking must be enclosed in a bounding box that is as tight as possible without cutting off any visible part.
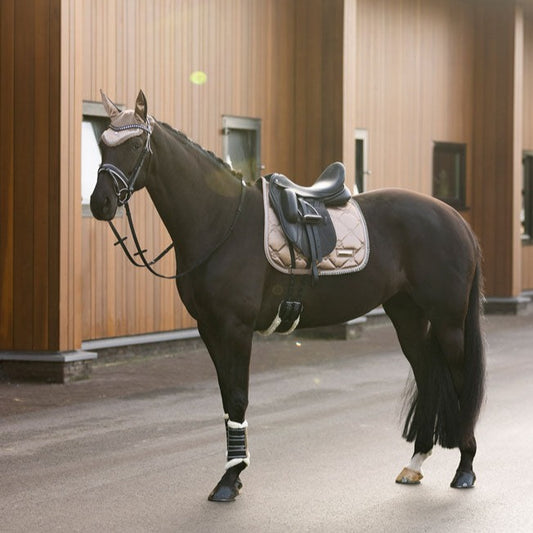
[407,450,433,474]
[396,450,433,484]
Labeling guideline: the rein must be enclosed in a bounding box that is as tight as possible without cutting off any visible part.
[99,121,247,280]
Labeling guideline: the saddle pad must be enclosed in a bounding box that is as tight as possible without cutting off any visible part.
[262,178,370,276]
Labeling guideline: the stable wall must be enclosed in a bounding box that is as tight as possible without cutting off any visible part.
[355,0,475,217]
[80,0,359,341]
[521,8,533,290]
[355,0,533,298]
[81,0,301,340]
[0,0,82,353]
[79,0,533,339]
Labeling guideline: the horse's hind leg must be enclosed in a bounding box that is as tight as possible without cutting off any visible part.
[383,294,434,485]
[432,321,478,488]
[198,316,254,502]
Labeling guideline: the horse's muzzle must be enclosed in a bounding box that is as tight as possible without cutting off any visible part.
[90,187,118,220]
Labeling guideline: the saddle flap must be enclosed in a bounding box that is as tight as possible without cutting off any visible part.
[281,188,299,223]
[300,199,337,259]
[269,181,337,264]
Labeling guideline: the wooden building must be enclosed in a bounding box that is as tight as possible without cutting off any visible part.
[2,0,533,381]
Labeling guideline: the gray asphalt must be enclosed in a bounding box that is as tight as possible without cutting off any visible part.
[1,314,533,532]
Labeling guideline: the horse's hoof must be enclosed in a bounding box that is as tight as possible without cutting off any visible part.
[395,467,423,485]
[207,477,243,502]
[450,470,476,489]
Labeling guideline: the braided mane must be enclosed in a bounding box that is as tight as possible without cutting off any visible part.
[158,121,244,181]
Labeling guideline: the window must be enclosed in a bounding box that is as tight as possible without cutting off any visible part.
[81,101,117,215]
[222,116,261,184]
[522,154,533,241]
[432,142,466,210]
[355,129,369,193]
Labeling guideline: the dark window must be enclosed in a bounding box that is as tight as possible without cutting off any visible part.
[522,154,533,242]
[356,138,365,193]
[432,142,466,209]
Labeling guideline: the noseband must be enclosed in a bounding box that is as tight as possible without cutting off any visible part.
[97,121,153,205]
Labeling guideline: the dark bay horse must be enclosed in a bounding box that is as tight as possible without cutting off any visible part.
[90,91,485,502]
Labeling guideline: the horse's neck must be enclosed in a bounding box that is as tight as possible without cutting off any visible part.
[146,127,242,270]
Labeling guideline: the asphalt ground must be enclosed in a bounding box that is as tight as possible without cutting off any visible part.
[1,313,533,532]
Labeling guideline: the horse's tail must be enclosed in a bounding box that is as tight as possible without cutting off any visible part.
[458,258,486,441]
[402,257,485,449]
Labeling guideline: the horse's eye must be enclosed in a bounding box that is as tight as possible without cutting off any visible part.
[130,139,142,151]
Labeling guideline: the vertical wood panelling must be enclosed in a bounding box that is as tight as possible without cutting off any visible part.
[355,0,474,201]
[513,6,524,296]
[522,10,533,290]
[342,0,357,192]
[58,0,83,350]
[12,0,36,348]
[79,0,532,338]
[0,0,15,347]
[471,3,522,297]
[81,0,298,340]
[524,13,533,151]
[4,0,531,349]
[0,0,81,351]
[293,0,323,183]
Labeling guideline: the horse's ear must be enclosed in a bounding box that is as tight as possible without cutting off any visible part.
[135,90,148,122]
[100,89,121,118]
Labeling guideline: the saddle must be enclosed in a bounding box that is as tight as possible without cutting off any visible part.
[267,162,352,281]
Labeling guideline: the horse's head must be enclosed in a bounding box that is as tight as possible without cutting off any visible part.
[90,90,154,220]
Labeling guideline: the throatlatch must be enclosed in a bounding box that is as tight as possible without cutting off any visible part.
[225,416,250,470]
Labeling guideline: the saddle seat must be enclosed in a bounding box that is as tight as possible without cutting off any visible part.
[269,161,351,207]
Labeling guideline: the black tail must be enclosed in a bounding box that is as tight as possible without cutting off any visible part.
[459,261,486,440]
[401,329,461,448]
[402,260,486,449]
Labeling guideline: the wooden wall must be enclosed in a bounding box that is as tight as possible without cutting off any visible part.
[3,0,533,351]
[355,0,475,218]
[80,0,533,340]
[81,0,300,340]
[292,0,348,183]
[471,1,523,297]
[0,0,82,352]
[4,0,532,350]
[521,9,533,290]
[354,0,533,296]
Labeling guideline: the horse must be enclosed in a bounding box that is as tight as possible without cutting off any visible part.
[90,90,485,502]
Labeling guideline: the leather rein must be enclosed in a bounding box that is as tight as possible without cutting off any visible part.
[98,121,246,280]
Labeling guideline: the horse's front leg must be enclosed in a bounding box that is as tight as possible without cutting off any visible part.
[198,318,254,502]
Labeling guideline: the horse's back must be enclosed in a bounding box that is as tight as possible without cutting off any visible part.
[357,188,477,262]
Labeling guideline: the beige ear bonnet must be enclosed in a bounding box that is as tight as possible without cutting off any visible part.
[101,110,154,147]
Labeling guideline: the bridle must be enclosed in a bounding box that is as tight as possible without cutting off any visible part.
[97,120,246,280]
[98,121,153,206]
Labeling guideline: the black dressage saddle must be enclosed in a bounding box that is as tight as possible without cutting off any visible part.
[267,162,351,281]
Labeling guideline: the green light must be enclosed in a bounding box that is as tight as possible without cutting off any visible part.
[189,71,207,85]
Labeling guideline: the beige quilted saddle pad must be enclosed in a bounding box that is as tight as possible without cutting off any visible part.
[262,178,370,276]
